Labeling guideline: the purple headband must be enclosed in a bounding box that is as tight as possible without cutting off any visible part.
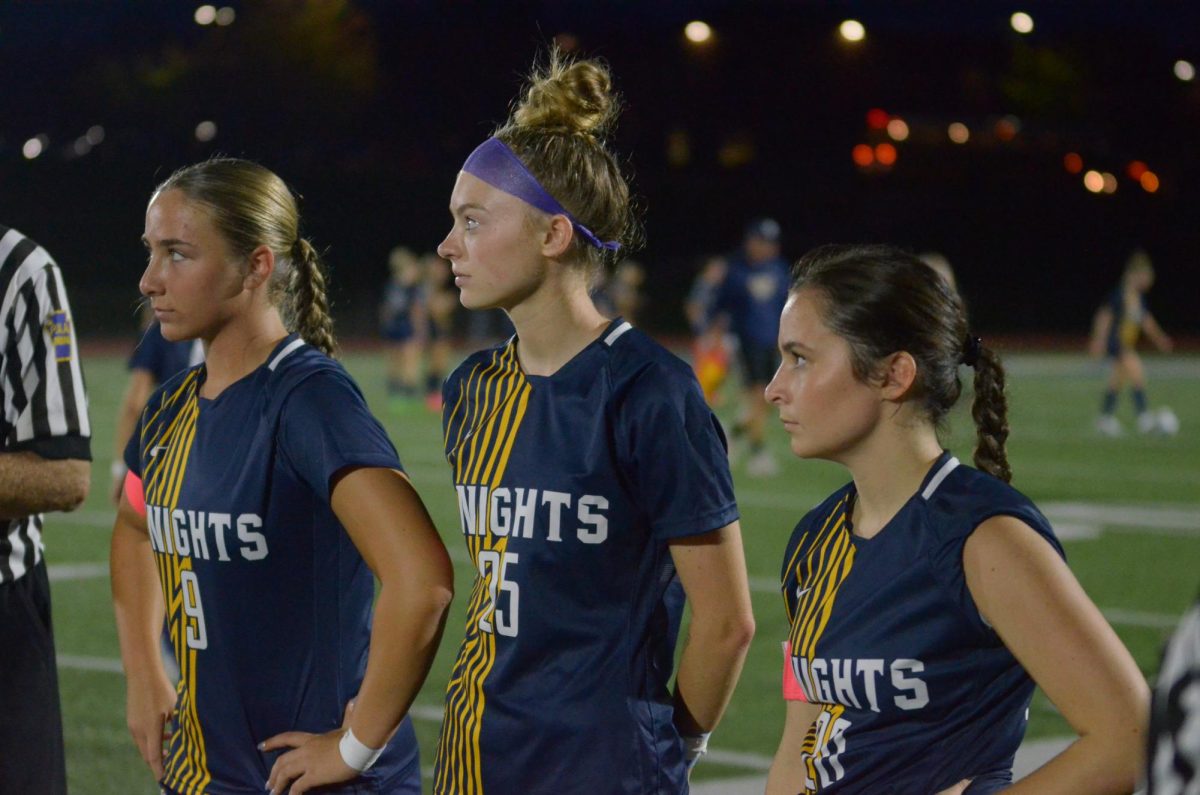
[461,137,621,252]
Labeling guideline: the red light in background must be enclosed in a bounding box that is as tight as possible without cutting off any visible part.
[1140,171,1160,193]
[1063,152,1083,174]
[852,144,874,167]
[1127,160,1148,180]
[866,108,889,130]
[874,142,897,166]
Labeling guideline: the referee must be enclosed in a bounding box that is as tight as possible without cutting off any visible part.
[0,223,91,795]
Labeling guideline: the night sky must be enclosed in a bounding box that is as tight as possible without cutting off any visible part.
[3,1,1198,337]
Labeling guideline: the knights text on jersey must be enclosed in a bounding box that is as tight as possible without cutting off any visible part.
[433,319,738,795]
[780,452,1065,794]
[122,335,418,794]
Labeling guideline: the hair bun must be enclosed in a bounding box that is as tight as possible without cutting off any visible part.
[512,52,617,137]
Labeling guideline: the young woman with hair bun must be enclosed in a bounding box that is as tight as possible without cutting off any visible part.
[765,244,1147,794]
[433,51,755,793]
[110,157,454,795]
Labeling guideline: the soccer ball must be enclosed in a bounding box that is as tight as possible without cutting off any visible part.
[1157,407,1180,436]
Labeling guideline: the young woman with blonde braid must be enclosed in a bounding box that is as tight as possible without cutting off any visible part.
[765,245,1148,794]
[432,51,755,793]
[110,158,453,795]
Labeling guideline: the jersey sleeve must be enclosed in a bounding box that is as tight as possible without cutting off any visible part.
[927,483,1066,638]
[277,369,403,503]
[2,264,90,460]
[616,363,739,540]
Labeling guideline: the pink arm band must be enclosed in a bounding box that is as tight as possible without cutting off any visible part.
[782,640,806,701]
[123,470,146,516]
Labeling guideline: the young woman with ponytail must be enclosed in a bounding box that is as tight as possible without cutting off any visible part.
[432,50,754,793]
[764,245,1147,794]
[110,158,453,795]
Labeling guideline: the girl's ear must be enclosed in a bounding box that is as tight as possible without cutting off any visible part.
[879,351,918,401]
[243,245,275,290]
[540,215,575,259]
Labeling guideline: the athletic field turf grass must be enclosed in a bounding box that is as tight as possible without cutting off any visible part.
[48,349,1199,792]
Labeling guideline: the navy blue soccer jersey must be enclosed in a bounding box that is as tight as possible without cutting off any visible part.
[129,321,204,383]
[380,282,424,341]
[434,319,739,795]
[1105,288,1148,356]
[781,452,1065,794]
[122,335,419,794]
[712,255,790,349]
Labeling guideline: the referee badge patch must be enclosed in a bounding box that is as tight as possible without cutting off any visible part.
[45,310,73,362]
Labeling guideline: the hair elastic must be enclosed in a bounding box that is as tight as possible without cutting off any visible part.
[461,137,621,251]
[962,335,983,368]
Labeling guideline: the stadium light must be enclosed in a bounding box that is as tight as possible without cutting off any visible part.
[1010,12,1034,34]
[195,121,218,142]
[947,122,969,144]
[194,5,216,25]
[852,144,874,167]
[1083,170,1104,193]
[22,137,45,160]
[1140,171,1160,193]
[874,143,897,166]
[684,21,713,44]
[1175,60,1196,82]
[1063,152,1083,173]
[215,7,235,26]
[886,118,909,141]
[839,20,865,43]
[1101,172,1118,194]
[86,125,105,145]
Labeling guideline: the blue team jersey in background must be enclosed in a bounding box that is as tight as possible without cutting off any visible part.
[712,255,790,349]
[129,321,204,382]
[124,335,419,794]
[781,453,1064,794]
[380,282,425,341]
[1105,288,1148,356]
[434,319,739,795]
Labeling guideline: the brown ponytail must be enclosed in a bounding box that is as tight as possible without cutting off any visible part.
[970,345,1011,482]
[791,244,1017,482]
[154,157,340,358]
[289,238,337,357]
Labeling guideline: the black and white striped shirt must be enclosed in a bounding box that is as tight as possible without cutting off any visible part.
[1,224,91,583]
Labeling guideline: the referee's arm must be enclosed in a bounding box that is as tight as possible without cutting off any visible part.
[0,453,89,517]
[0,259,91,518]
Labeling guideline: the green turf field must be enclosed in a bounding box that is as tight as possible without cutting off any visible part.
[47,348,1199,793]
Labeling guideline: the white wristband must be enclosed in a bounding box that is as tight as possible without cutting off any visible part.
[683,731,711,769]
[111,459,128,480]
[338,727,384,773]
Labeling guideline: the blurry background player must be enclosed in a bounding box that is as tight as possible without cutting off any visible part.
[110,303,203,504]
[1089,249,1175,437]
[711,217,790,476]
[110,158,453,795]
[765,245,1148,794]
[421,252,457,412]
[379,246,429,409]
[433,50,755,793]
[594,257,647,323]
[0,222,91,795]
[686,255,732,407]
